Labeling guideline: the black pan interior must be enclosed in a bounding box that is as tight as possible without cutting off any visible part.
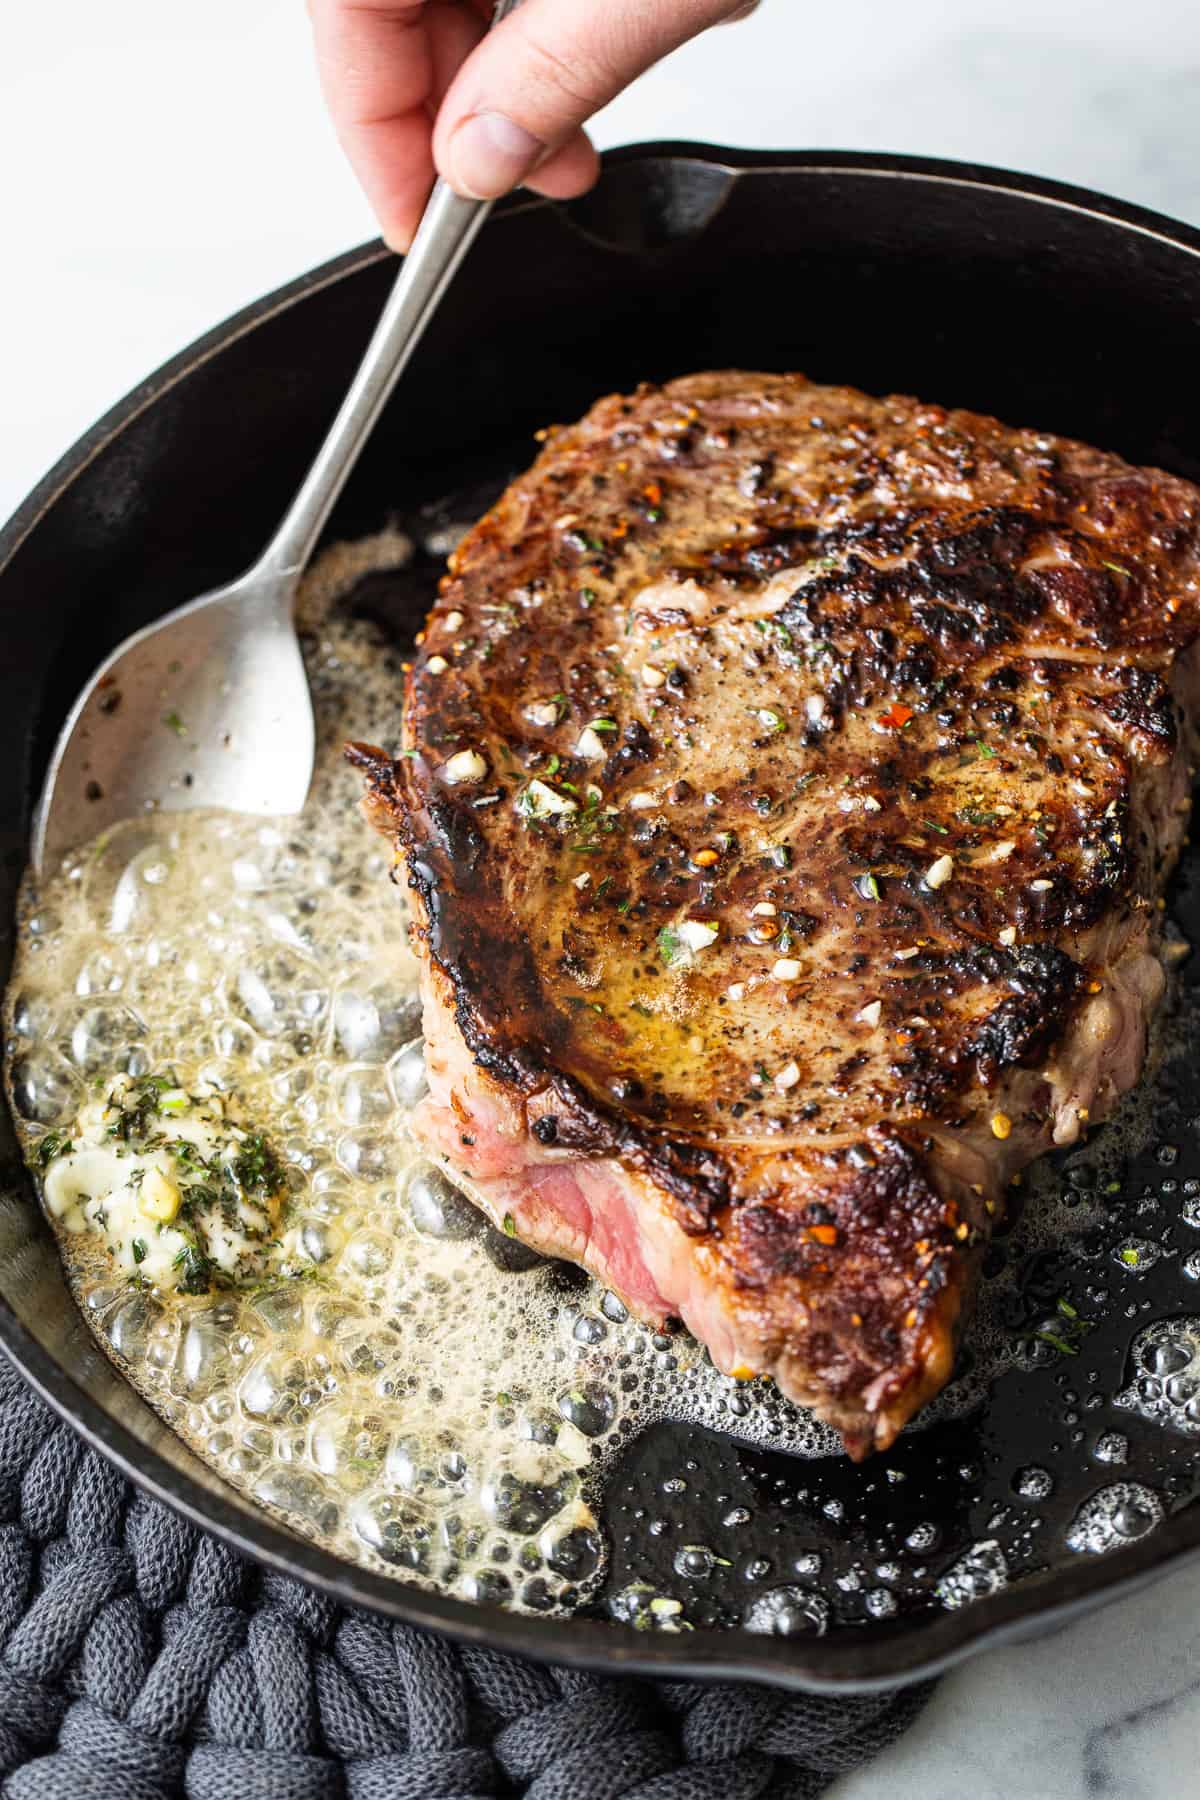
[2,146,1200,1690]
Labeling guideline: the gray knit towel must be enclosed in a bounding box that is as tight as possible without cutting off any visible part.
[0,1355,932,1798]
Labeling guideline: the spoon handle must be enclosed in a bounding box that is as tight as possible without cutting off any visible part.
[259,0,524,581]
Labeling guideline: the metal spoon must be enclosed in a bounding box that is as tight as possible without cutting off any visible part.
[33,2,518,879]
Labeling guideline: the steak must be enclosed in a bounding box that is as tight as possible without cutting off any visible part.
[350,372,1200,1457]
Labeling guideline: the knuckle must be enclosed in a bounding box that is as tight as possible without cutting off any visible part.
[510,21,615,118]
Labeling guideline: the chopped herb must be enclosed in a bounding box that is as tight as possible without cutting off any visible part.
[1101,560,1130,578]
[162,710,185,737]
[588,718,618,734]
[233,1133,285,1197]
[855,872,881,902]
[1120,1246,1140,1267]
[172,1239,213,1296]
[767,845,792,870]
[131,1238,147,1265]
[658,926,685,969]
[1036,1295,1091,1357]
[959,806,1000,827]
[502,1213,516,1237]
[34,1130,73,1169]
[922,818,949,836]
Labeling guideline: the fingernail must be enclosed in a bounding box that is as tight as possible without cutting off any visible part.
[448,111,545,199]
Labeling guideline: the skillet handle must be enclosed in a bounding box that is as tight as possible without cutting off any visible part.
[257,0,524,582]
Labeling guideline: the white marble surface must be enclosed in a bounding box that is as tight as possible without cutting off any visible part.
[828,1563,1200,1800]
[3,3,1200,1794]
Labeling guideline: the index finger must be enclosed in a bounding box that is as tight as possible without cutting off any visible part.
[308,0,488,249]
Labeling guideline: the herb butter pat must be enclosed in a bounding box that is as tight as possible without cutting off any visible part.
[37,1073,286,1295]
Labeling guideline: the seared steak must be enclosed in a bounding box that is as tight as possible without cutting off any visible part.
[350,372,1200,1457]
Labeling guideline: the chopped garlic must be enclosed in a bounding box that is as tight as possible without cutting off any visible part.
[924,854,954,890]
[857,1000,882,1027]
[775,1061,801,1091]
[805,695,826,724]
[641,663,666,688]
[524,701,560,729]
[575,727,608,761]
[987,840,1016,861]
[573,872,591,889]
[518,779,578,820]
[772,958,802,981]
[443,610,464,632]
[726,982,746,1001]
[441,749,487,785]
[425,655,448,675]
[628,791,656,810]
[1030,878,1054,892]
[998,925,1017,946]
[863,795,883,812]
[677,920,719,953]
[895,946,919,961]
[751,902,778,918]
[139,1165,181,1222]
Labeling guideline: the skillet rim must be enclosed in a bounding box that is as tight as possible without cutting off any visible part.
[2,142,1199,1692]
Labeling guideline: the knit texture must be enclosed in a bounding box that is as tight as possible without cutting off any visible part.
[0,1355,932,1798]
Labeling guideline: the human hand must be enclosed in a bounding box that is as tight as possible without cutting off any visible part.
[309,0,760,251]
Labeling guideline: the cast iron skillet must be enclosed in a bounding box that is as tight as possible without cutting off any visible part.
[3,145,1200,1692]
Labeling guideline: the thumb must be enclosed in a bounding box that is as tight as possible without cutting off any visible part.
[433,0,755,201]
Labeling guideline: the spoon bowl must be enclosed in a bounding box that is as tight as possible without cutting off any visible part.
[32,569,314,876]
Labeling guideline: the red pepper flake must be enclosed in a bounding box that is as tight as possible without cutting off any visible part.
[808,1223,838,1247]
[642,481,663,506]
[879,701,915,731]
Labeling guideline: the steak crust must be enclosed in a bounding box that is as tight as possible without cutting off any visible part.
[351,373,1200,1456]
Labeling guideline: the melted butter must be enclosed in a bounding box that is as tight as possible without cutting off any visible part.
[2,530,1190,1617]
